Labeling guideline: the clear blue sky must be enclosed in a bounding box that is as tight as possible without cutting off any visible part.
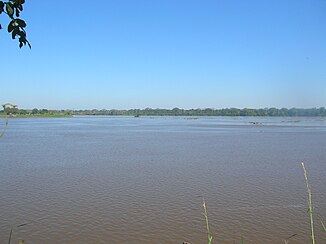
[1,0,325,109]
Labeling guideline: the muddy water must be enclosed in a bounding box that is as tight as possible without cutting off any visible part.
[0,117,325,244]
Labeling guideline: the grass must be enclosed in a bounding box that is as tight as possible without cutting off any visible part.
[321,220,326,232]
[283,234,297,244]
[301,162,316,244]
[7,224,26,244]
[202,200,213,244]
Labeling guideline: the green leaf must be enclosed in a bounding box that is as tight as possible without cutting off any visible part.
[13,0,25,4]
[11,27,19,39]
[11,1,23,9]
[17,4,23,11]
[6,2,14,17]
[19,29,26,37]
[0,1,4,14]
[15,8,20,17]
[7,19,15,32]
[15,18,26,27]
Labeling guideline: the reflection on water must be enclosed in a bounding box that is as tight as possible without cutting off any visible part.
[0,116,325,244]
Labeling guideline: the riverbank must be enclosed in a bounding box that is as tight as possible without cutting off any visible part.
[0,114,73,118]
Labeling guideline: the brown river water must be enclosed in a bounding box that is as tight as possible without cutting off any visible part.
[0,116,325,244]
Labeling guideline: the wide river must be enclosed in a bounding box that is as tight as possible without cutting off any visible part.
[0,116,325,244]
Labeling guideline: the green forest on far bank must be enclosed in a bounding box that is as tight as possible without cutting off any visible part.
[1,107,326,117]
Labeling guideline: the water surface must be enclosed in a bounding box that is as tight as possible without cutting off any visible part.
[0,116,325,243]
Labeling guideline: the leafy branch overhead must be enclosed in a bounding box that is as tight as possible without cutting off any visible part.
[0,0,30,48]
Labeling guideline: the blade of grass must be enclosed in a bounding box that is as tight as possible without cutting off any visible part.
[284,233,297,244]
[321,219,326,232]
[7,223,27,244]
[301,162,315,244]
[203,200,213,244]
[8,227,13,244]
[17,223,27,228]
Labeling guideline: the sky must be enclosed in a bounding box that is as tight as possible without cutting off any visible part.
[0,0,325,110]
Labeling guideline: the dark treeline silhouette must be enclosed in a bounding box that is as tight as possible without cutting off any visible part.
[2,107,325,117]
[73,107,326,116]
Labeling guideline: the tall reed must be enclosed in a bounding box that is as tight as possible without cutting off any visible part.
[284,233,297,244]
[202,200,213,244]
[301,162,315,244]
[321,220,326,232]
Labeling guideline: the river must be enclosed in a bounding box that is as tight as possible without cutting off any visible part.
[0,116,325,243]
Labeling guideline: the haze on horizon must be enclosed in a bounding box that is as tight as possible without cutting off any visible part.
[1,0,325,110]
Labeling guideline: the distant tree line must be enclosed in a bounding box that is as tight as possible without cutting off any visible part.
[1,107,326,117]
[73,107,326,117]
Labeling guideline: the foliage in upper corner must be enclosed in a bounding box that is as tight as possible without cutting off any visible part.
[0,0,31,48]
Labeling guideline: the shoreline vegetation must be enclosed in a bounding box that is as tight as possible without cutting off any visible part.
[1,107,326,118]
[0,113,72,118]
